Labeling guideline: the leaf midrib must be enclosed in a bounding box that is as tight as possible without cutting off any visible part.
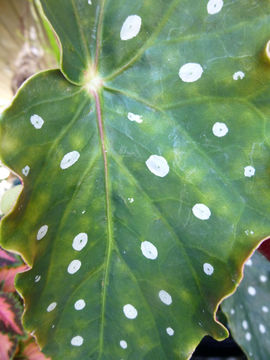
[92,89,114,360]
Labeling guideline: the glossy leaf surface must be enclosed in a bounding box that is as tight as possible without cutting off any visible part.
[222,252,270,359]
[1,1,270,359]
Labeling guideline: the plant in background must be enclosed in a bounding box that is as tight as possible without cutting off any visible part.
[222,251,270,359]
[0,0,58,111]
[0,248,25,360]
[1,0,270,359]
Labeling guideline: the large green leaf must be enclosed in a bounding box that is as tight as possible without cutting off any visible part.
[222,252,270,359]
[1,0,270,359]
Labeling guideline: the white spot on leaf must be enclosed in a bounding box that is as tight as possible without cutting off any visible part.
[30,114,44,129]
[60,151,80,169]
[212,122,228,137]
[120,340,127,349]
[233,71,245,80]
[230,309,235,315]
[260,275,267,283]
[88,0,92,4]
[120,15,142,41]
[127,197,134,203]
[71,336,84,346]
[67,260,81,274]
[159,290,172,305]
[34,275,41,283]
[72,233,88,251]
[146,155,169,177]
[242,320,248,330]
[248,286,256,296]
[192,204,211,220]
[123,304,138,319]
[207,0,223,15]
[245,259,252,266]
[141,241,158,260]
[244,166,255,178]
[128,112,143,123]
[74,299,86,310]
[47,302,57,312]
[203,263,214,276]
[22,166,30,177]
[259,324,266,334]
[166,327,174,336]
[37,225,48,240]
[179,63,203,83]
[262,306,269,313]
[245,332,252,341]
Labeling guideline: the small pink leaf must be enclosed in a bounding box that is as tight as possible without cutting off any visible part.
[0,293,23,335]
[23,340,51,360]
[0,248,17,267]
[0,265,29,292]
[0,333,17,360]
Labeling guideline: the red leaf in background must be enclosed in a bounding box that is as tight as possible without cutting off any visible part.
[258,238,270,261]
[0,248,17,267]
[0,333,17,360]
[23,340,51,360]
[0,293,23,335]
[0,265,29,292]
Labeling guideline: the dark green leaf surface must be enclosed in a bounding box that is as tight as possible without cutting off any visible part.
[1,1,270,359]
[222,252,270,360]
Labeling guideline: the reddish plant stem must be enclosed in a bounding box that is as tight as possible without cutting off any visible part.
[92,89,113,358]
